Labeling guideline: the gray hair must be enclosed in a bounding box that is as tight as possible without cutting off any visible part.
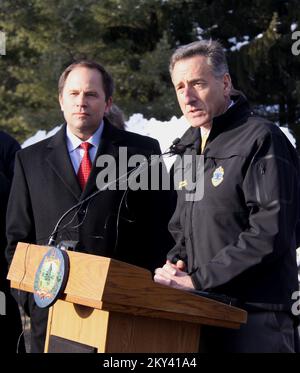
[169,39,229,79]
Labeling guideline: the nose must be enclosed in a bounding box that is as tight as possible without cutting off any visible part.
[75,92,87,107]
[181,87,196,105]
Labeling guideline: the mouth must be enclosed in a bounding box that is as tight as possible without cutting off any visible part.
[73,113,90,117]
[188,108,205,115]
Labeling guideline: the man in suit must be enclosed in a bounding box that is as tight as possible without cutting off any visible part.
[0,131,25,352]
[6,61,174,352]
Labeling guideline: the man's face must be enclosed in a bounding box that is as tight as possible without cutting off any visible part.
[172,55,231,130]
[59,66,112,140]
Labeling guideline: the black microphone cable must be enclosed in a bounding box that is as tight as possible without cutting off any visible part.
[16,242,31,353]
[113,156,150,254]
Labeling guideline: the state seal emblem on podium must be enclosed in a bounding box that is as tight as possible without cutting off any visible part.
[34,246,70,308]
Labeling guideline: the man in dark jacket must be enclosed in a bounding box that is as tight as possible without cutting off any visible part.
[0,131,25,352]
[154,40,300,352]
[6,60,174,353]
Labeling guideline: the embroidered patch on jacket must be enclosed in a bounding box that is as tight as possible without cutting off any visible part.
[211,166,224,187]
[178,180,188,189]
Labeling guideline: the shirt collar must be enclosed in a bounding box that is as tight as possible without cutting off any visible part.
[66,121,104,153]
[227,99,234,110]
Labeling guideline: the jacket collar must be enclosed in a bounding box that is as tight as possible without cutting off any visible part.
[209,93,251,140]
[46,124,82,200]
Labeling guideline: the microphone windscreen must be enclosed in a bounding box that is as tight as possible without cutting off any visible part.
[172,137,181,146]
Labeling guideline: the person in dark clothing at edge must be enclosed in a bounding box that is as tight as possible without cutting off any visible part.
[0,131,25,352]
[154,39,300,353]
[6,61,175,353]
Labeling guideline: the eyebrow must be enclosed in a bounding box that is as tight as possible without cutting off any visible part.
[68,89,98,95]
[175,78,206,89]
[189,78,207,84]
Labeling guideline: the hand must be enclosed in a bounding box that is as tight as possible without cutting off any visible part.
[154,261,194,291]
[167,259,186,271]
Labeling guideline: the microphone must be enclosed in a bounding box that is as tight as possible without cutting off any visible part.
[47,141,180,247]
[168,137,187,155]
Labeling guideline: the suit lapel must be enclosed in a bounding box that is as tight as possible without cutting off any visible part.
[46,125,82,200]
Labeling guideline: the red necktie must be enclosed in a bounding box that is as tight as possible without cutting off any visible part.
[77,142,92,190]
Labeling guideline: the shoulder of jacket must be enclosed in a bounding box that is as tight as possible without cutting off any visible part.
[122,129,157,143]
[118,130,160,151]
[0,131,20,148]
[18,136,53,158]
[246,116,283,138]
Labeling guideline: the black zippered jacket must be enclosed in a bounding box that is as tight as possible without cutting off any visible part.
[168,95,300,308]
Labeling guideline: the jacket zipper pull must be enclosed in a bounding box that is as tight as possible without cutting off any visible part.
[259,163,265,175]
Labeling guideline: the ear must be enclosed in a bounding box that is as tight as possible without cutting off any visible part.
[223,73,232,97]
[59,95,64,112]
[104,96,113,114]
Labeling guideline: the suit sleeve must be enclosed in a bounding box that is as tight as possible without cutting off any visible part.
[0,136,20,287]
[5,151,36,313]
[190,131,300,290]
[152,179,177,270]
[296,183,300,247]
[6,151,36,265]
[0,135,20,202]
[124,137,176,272]
[143,138,176,270]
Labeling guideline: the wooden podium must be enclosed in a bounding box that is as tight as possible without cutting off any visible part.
[8,242,247,353]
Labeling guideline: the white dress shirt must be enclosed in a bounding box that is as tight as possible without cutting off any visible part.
[66,121,104,174]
